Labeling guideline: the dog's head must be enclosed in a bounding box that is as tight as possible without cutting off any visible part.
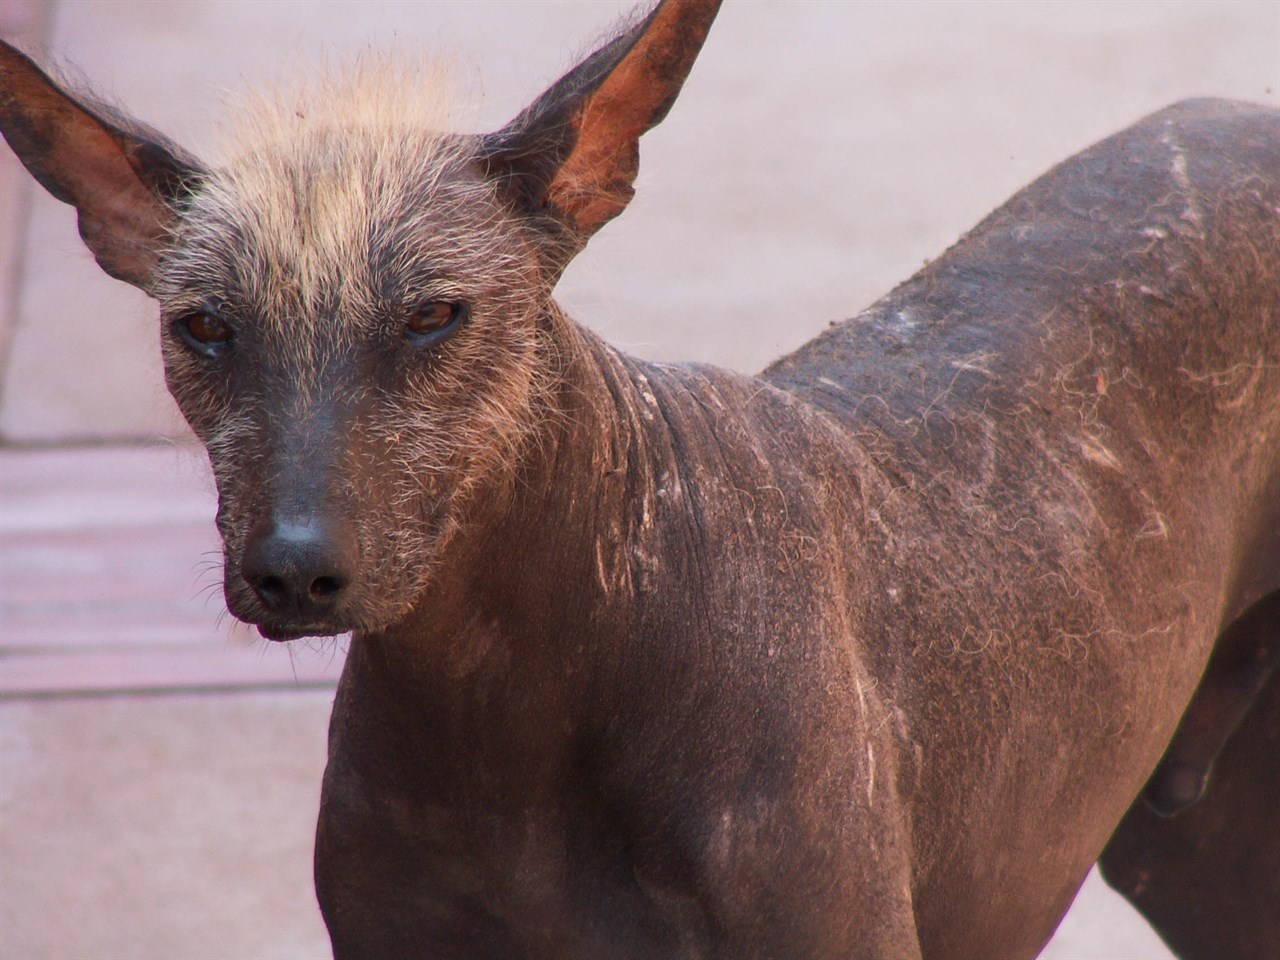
[0,0,719,640]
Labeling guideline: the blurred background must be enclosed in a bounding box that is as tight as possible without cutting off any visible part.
[1,1,1276,957]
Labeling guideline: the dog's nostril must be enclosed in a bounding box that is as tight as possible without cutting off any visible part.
[309,575,346,601]
[257,574,287,601]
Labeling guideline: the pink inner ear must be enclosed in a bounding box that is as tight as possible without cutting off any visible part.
[545,132,639,238]
[1,41,179,289]
[65,127,175,283]
[547,1,717,238]
[49,106,177,287]
[543,49,656,234]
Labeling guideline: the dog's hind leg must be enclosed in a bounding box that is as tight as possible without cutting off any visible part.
[1143,590,1279,817]
[1098,592,1280,960]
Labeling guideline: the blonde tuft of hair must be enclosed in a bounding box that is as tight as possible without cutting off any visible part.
[215,49,467,163]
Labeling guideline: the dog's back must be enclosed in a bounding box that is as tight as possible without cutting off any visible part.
[761,96,1280,957]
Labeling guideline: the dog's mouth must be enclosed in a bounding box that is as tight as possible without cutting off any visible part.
[222,582,354,642]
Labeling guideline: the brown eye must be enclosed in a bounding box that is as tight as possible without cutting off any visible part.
[175,309,233,356]
[405,300,467,347]
[408,301,461,333]
[187,312,232,343]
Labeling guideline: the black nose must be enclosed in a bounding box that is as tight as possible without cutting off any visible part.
[241,517,357,619]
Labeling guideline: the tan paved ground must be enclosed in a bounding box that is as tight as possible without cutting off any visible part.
[3,1,1277,957]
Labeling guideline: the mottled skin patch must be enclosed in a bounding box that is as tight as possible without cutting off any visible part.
[2,1,1278,957]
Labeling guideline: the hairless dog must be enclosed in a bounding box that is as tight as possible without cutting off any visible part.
[2,1,1276,956]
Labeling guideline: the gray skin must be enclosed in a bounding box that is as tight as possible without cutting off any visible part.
[2,0,1277,955]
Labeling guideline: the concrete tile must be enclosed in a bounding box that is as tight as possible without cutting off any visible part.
[0,692,334,960]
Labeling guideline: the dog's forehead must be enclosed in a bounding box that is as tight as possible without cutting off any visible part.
[160,56,510,314]
[182,133,482,289]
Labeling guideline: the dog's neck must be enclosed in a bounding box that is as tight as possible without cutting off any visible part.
[337,309,686,770]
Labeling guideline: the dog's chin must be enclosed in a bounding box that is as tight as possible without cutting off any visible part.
[255,623,343,643]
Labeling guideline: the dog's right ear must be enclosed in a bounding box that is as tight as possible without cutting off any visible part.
[0,40,204,290]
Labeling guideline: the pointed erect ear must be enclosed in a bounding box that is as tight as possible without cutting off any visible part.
[480,0,722,277]
[0,40,204,290]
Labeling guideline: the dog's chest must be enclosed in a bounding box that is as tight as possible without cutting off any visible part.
[316,756,707,958]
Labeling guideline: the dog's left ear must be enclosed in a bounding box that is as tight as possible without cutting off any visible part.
[0,40,205,290]
[480,0,722,279]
